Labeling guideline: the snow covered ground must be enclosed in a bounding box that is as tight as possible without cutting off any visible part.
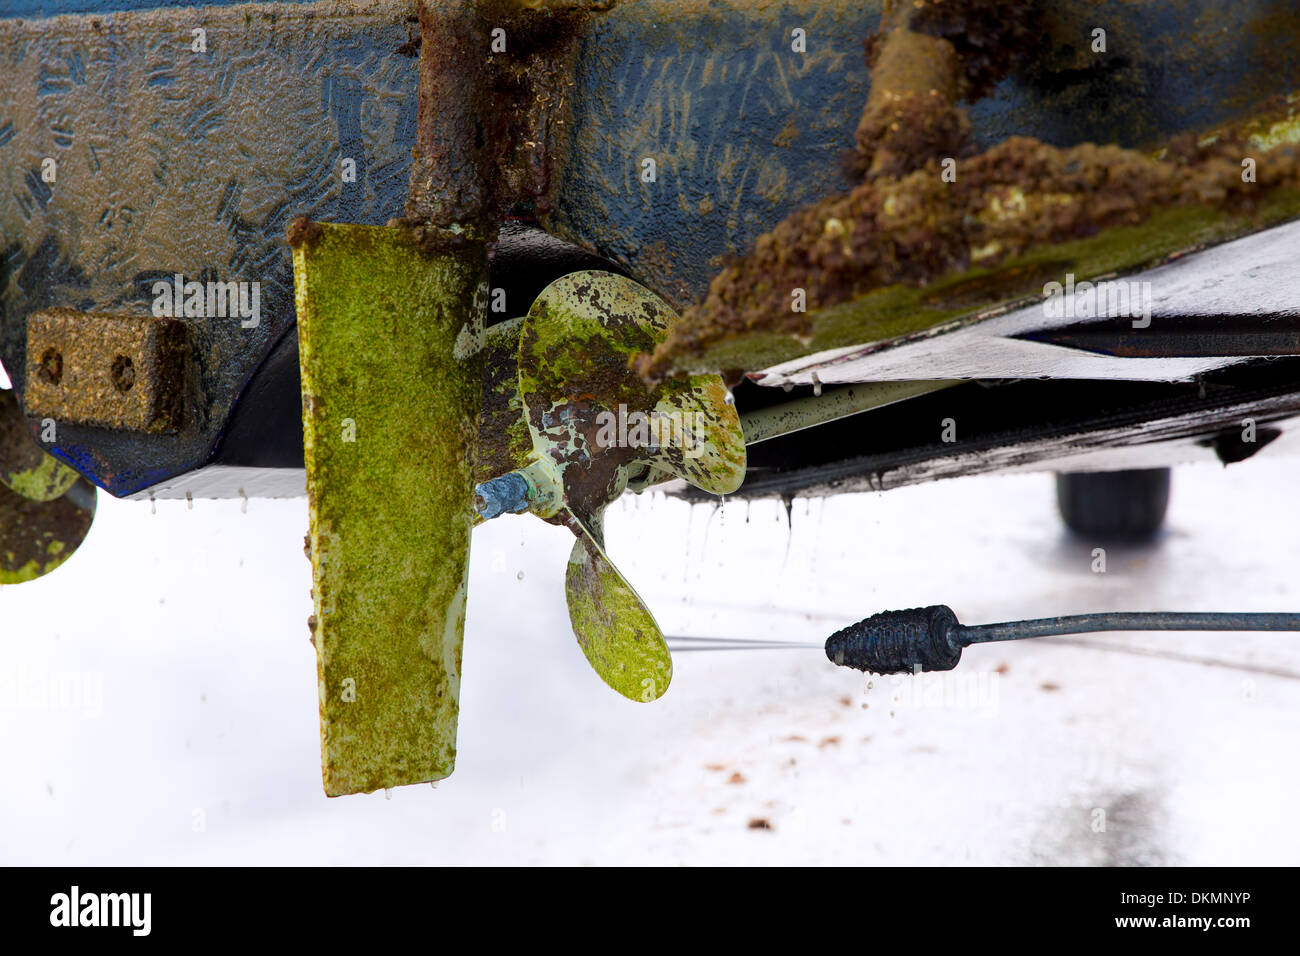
[2,455,1298,865]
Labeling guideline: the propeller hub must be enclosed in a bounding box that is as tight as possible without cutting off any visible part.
[474,472,530,520]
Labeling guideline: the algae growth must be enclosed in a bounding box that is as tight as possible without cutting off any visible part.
[292,221,485,797]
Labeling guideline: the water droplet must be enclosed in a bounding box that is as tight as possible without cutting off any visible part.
[239,489,248,514]
[682,503,695,583]
[701,499,722,550]
[186,491,193,510]
[384,788,393,800]
[516,570,524,581]
[811,372,823,397]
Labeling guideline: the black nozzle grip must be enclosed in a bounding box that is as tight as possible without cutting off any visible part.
[825,605,962,674]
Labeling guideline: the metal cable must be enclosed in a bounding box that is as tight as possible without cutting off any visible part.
[957,612,1300,645]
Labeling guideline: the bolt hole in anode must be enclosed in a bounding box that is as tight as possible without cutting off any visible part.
[111,355,135,392]
[38,347,62,385]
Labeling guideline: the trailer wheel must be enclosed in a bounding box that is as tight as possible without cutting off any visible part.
[1055,468,1171,541]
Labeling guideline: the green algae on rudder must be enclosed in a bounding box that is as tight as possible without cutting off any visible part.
[292,222,485,797]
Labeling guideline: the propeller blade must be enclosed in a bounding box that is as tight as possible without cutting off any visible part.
[563,507,672,702]
[517,270,745,497]
[644,373,745,495]
[0,389,81,502]
[0,478,95,584]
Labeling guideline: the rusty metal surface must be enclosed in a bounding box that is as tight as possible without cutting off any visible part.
[404,0,594,237]
[25,307,186,432]
[0,0,418,493]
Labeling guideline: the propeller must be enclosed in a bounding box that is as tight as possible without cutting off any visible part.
[474,270,746,701]
[0,388,95,584]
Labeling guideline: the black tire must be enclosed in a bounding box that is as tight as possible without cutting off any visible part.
[1055,468,1171,541]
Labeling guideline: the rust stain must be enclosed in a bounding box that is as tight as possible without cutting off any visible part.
[403,0,600,240]
[850,0,1041,179]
